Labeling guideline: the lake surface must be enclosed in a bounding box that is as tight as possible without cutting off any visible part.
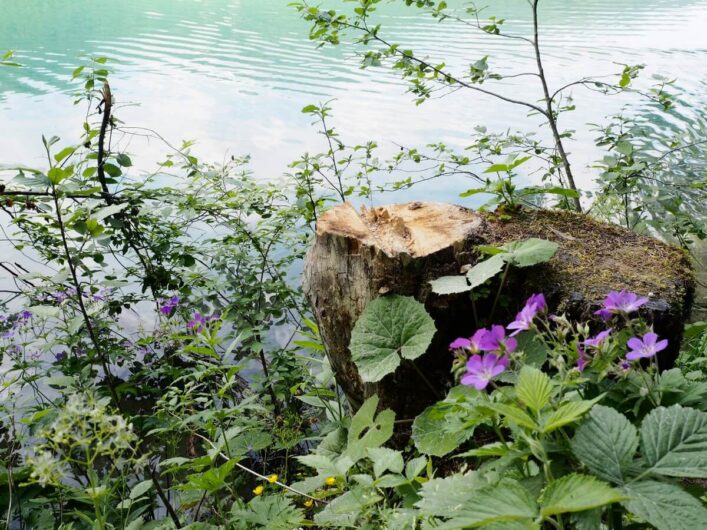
[1,0,705,195]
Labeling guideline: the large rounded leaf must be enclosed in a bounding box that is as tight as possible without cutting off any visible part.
[502,238,559,267]
[349,295,436,383]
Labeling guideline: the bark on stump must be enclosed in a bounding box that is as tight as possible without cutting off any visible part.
[302,202,694,418]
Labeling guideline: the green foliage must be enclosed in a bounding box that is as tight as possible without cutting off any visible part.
[0,2,705,528]
[431,238,558,294]
[349,295,436,382]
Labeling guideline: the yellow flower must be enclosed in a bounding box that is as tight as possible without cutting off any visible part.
[267,474,278,484]
[304,499,314,508]
[253,485,264,496]
[324,476,336,486]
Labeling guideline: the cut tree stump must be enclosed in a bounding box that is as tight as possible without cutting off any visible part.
[302,202,694,418]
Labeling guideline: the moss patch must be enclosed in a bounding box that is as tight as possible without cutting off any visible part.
[480,208,694,310]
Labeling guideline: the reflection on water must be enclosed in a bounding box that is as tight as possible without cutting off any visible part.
[1,0,705,185]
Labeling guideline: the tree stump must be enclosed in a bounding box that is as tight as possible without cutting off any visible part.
[302,202,694,418]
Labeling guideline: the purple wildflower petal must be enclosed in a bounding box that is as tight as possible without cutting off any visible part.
[584,329,612,348]
[460,353,508,390]
[450,337,472,350]
[460,373,490,390]
[626,337,644,350]
[526,293,546,312]
[465,354,483,372]
[626,332,668,361]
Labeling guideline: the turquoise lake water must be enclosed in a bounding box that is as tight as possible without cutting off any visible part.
[1,0,706,199]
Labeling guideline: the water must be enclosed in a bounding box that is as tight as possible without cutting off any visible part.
[1,0,705,186]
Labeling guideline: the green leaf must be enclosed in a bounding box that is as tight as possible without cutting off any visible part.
[466,253,506,289]
[344,395,395,462]
[232,495,305,530]
[540,474,627,517]
[367,448,403,478]
[570,509,602,530]
[54,146,76,163]
[622,480,707,530]
[459,187,488,198]
[520,186,580,199]
[129,480,152,500]
[315,487,382,527]
[515,332,548,367]
[431,479,538,528]
[639,405,707,478]
[90,203,129,221]
[542,398,598,433]
[429,275,471,295]
[47,167,71,184]
[502,238,559,267]
[487,403,538,431]
[516,366,553,413]
[27,305,61,318]
[571,405,638,484]
[415,473,485,517]
[349,295,436,383]
[116,153,132,167]
[412,399,479,456]
[103,163,122,178]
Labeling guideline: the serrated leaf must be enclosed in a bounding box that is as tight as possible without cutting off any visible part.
[623,480,707,530]
[502,238,558,267]
[571,405,638,484]
[349,295,436,382]
[232,495,305,530]
[466,253,506,289]
[412,400,479,456]
[639,405,707,478]
[487,403,538,431]
[367,447,403,478]
[315,487,382,527]
[542,399,598,433]
[428,479,538,528]
[516,366,553,413]
[415,473,486,517]
[540,474,627,516]
[430,275,471,294]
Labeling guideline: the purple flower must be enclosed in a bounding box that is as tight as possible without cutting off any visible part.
[449,329,487,353]
[449,337,471,350]
[188,312,207,331]
[507,305,538,336]
[187,311,219,332]
[91,287,112,302]
[584,329,612,348]
[526,293,546,312]
[160,296,181,316]
[460,353,509,390]
[626,332,668,361]
[19,310,32,320]
[595,290,648,319]
[54,351,67,362]
[479,325,517,354]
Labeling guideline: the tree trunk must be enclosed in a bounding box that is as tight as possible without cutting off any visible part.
[303,202,694,418]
